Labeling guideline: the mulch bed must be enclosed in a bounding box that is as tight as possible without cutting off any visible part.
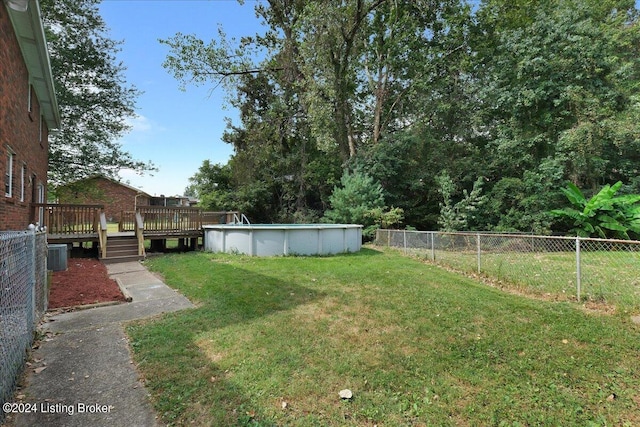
[49,258,127,309]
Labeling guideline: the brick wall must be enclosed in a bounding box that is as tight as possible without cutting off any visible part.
[58,177,151,223]
[0,7,50,231]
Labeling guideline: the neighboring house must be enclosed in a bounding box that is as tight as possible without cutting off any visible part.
[150,194,195,208]
[57,176,152,222]
[0,0,60,230]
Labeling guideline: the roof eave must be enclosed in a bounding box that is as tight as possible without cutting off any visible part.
[6,0,61,130]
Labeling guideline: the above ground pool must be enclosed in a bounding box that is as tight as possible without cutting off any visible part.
[203,224,362,256]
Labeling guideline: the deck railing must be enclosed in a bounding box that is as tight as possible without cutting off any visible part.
[121,209,240,232]
[98,211,108,259]
[202,211,239,225]
[31,204,103,236]
[40,205,245,239]
[119,211,136,232]
[137,207,203,233]
[135,212,145,257]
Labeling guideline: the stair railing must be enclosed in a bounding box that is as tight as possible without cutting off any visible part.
[98,210,108,259]
[135,211,146,257]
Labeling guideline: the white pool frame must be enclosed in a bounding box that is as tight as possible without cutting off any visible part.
[203,224,363,256]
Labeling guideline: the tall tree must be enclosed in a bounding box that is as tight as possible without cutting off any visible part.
[40,0,155,186]
[165,0,640,231]
[473,0,640,231]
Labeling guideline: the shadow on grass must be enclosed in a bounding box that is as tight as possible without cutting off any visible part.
[127,259,325,426]
[345,247,383,257]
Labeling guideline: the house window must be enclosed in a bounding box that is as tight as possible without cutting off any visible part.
[39,115,43,142]
[5,150,14,197]
[20,163,26,202]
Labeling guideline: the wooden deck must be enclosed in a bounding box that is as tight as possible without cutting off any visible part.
[31,203,103,243]
[33,204,238,247]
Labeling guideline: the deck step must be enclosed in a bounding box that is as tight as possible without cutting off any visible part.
[101,254,144,265]
[101,235,143,264]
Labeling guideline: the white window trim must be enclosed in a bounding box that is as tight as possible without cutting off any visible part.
[20,163,26,202]
[5,149,14,198]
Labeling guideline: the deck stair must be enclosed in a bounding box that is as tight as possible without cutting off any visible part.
[101,234,143,264]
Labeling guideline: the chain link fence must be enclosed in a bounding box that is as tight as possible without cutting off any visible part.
[376,230,640,310]
[0,231,48,419]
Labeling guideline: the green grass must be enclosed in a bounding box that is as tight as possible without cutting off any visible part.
[127,247,640,426]
[144,238,183,251]
[421,248,640,311]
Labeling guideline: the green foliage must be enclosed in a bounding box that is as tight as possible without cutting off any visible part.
[482,159,565,233]
[477,2,640,187]
[323,169,386,238]
[366,206,405,230]
[550,181,640,239]
[40,0,155,186]
[185,161,234,210]
[53,178,106,204]
[165,0,640,231]
[436,171,485,231]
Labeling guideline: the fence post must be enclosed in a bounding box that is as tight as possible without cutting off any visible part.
[28,231,36,330]
[387,229,391,247]
[477,233,481,274]
[403,230,407,253]
[38,233,48,314]
[430,232,435,261]
[575,237,581,301]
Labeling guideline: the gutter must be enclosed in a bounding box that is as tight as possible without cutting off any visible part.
[5,0,61,130]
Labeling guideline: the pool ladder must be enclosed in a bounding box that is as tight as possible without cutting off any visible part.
[231,213,251,225]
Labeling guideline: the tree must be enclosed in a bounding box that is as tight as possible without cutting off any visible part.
[436,171,485,231]
[473,1,640,229]
[40,0,155,186]
[163,1,345,223]
[185,160,234,210]
[323,168,386,238]
[166,0,640,231]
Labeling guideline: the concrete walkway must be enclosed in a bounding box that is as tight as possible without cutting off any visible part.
[9,261,194,427]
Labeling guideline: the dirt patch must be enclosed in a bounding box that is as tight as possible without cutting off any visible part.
[49,258,126,309]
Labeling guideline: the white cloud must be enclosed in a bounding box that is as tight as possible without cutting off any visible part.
[125,114,152,133]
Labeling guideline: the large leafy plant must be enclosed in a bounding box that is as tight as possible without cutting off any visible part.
[550,182,640,239]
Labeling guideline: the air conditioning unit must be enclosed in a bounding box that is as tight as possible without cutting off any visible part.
[47,244,68,272]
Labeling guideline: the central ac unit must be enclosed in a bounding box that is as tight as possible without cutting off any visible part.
[47,244,68,271]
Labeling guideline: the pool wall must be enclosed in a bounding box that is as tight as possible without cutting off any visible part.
[203,224,363,256]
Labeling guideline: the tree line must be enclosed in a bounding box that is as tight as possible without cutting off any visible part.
[43,0,640,236]
[175,0,640,234]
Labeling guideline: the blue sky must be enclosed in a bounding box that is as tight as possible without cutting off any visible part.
[98,0,265,196]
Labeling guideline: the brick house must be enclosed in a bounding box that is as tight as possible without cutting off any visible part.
[57,176,152,223]
[57,176,197,223]
[0,0,60,230]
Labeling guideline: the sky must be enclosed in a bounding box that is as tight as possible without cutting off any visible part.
[98,0,266,197]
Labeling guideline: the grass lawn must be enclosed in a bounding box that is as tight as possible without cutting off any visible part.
[420,248,640,311]
[127,247,640,426]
